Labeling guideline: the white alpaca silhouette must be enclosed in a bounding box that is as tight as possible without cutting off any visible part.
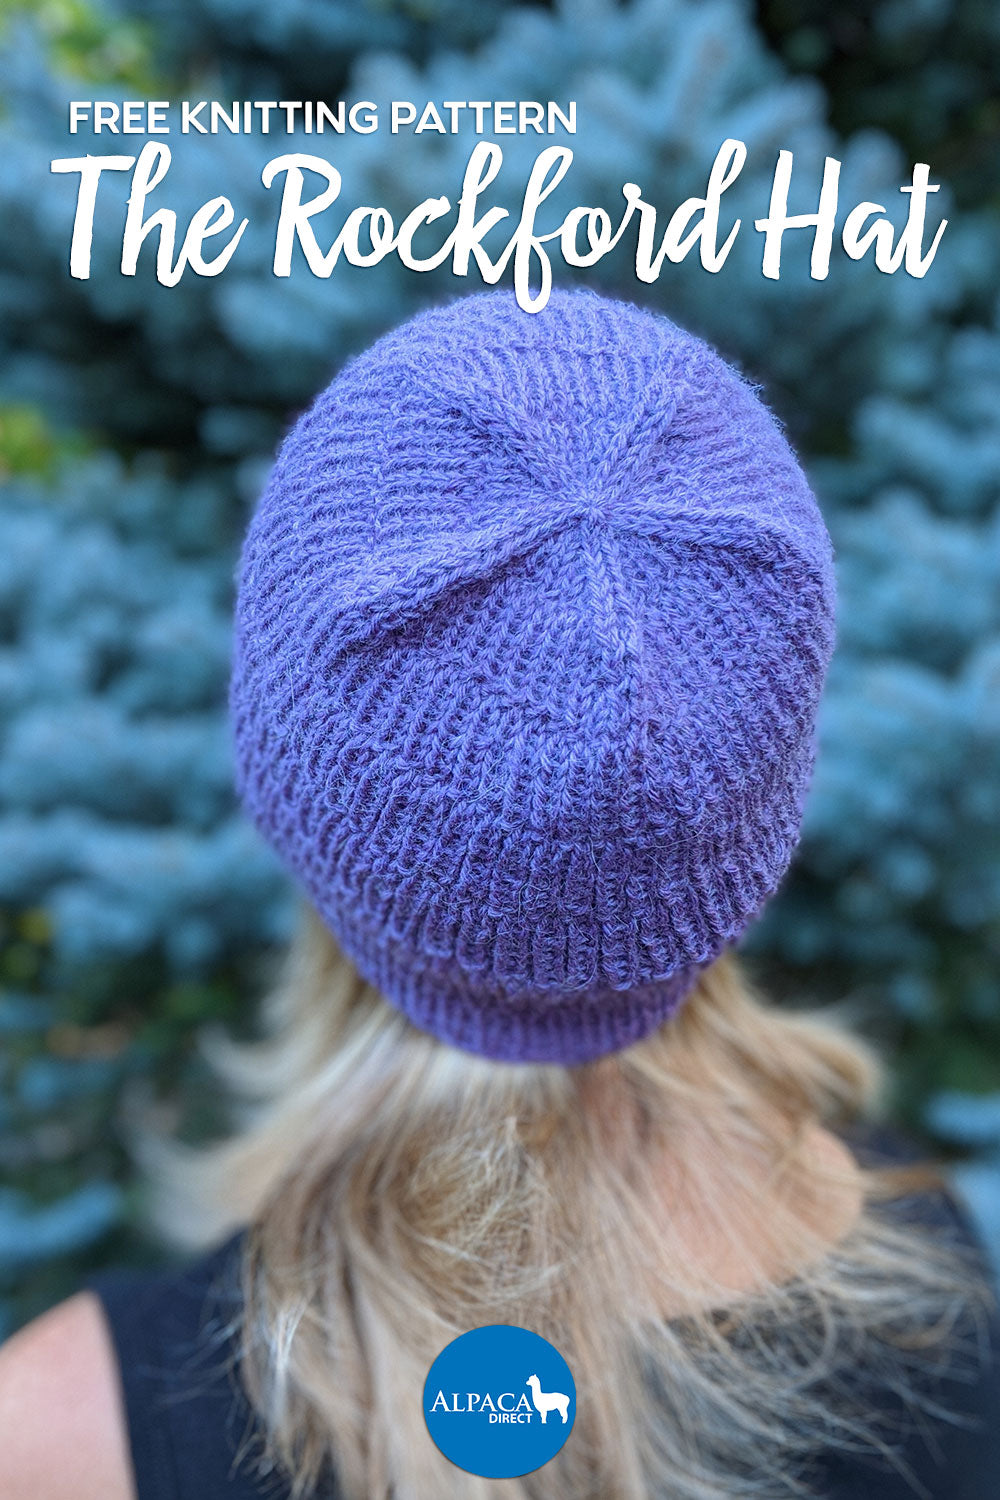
[526,1374,570,1424]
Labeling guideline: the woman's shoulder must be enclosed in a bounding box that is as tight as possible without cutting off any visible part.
[88,1232,281,1499]
[87,1230,247,1356]
[0,1232,276,1500]
[846,1118,993,1244]
[0,1287,133,1500]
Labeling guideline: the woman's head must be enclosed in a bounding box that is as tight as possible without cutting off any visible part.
[230,289,835,1065]
[188,294,984,1499]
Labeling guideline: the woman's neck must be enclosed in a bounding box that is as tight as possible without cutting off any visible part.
[650,1119,865,1314]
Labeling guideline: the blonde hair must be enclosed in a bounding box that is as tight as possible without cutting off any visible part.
[162,908,987,1500]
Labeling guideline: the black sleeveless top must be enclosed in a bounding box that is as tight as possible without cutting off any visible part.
[90,1130,1000,1500]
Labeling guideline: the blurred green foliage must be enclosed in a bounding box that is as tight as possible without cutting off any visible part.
[0,0,154,86]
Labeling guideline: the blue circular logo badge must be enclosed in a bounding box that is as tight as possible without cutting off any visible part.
[423,1324,576,1478]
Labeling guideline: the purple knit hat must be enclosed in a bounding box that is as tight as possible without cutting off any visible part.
[231,289,835,1064]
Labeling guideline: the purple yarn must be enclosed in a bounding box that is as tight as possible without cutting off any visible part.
[231,289,835,1064]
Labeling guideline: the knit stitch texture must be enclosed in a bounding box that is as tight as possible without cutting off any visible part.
[231,289,836,1063]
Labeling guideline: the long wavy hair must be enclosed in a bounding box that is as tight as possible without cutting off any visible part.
[159,907,987,1500]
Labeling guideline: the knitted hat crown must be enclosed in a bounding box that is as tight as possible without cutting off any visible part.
[232,289,835,1064]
